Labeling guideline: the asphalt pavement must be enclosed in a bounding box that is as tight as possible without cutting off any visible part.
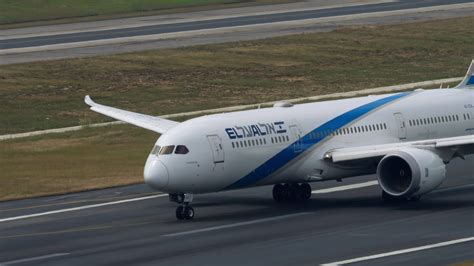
[1,0,473,64]
[0,158,472,265]
[1,0,472,50]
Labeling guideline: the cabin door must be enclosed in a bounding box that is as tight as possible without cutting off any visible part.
[393,112,407,140]
[207,135,225,163]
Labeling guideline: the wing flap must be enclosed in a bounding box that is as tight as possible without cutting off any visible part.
[85,95,179,134]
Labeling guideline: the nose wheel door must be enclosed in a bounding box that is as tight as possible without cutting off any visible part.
[207,135,225,163]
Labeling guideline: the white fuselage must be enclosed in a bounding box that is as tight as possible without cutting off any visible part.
[144,88,474,193]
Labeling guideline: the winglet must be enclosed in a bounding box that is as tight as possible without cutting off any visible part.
[84,95,96,107]
[455,59,474,88]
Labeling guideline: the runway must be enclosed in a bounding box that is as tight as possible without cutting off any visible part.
[0,0,471,50]
[0,159,472,265]
[1,0,473,64]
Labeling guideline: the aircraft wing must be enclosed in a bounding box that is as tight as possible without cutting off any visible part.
[324,134,474,163]
[85,95,179,134]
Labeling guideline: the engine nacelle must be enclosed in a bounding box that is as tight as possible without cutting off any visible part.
[376,148,446,198]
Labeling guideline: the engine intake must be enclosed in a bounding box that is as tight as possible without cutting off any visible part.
[377,148,446,198]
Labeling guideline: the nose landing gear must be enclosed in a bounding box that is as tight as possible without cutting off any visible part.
[272,183,312,202]
[170,193,194,220]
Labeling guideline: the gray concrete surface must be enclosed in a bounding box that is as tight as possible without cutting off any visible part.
[1,0,473,65]
[0,158,472,265]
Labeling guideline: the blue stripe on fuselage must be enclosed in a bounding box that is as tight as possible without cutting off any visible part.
[467,75,474,85]
[224,92,411,190]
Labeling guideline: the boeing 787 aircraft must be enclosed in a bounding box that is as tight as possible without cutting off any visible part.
[85,61,474,220]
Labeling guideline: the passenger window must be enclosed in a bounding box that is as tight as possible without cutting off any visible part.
[160,145,175,155]
[150,145,161,155]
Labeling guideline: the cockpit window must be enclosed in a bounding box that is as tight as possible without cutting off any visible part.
[159,145,175,155]
[150,145,161,155]
[175,145,189,154]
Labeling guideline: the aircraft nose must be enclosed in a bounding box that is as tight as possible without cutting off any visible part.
[144,157,169,190]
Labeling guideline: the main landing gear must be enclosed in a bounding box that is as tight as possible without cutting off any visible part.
[169,193,194,220]
[272,183,312,202]
[381,191,421,204]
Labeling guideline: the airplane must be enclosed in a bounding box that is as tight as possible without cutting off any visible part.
[85,60,474,220]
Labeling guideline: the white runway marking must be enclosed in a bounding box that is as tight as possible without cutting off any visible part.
[2,3,473,56]
[312,181,378,194]
[162,212,310,237]
[0,194,167,223]
[0,181,376,223]
[0,253,70,265]
[0,0,395,41]
[321,236,474,265]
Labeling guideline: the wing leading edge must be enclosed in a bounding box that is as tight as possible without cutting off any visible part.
[84,95,179,134]
[325,135,474,163]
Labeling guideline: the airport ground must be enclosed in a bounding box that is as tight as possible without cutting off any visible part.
[0,166,473,265]
[1,16,474,201]
[1,1,473,264]
[0,0,293,27]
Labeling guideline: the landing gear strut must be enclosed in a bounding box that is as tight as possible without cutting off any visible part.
[170,193,194,220]
[273,183,312,202]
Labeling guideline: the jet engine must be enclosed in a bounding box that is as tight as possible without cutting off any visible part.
[376,148,446,199]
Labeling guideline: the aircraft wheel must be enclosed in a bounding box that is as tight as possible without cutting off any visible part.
[289,183,301,202]
[283,183,292,201]
[299,183,312,201]
[184,206,195,220]
[176,206,185,220]
[273,184,285,202]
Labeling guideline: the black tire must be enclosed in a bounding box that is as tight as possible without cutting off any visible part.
[176,206,185,220]
[273,184,285,202]
[299,183,312,201]
[283,183,292,201]
[289,183,301,202]
[184,206,195,220]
